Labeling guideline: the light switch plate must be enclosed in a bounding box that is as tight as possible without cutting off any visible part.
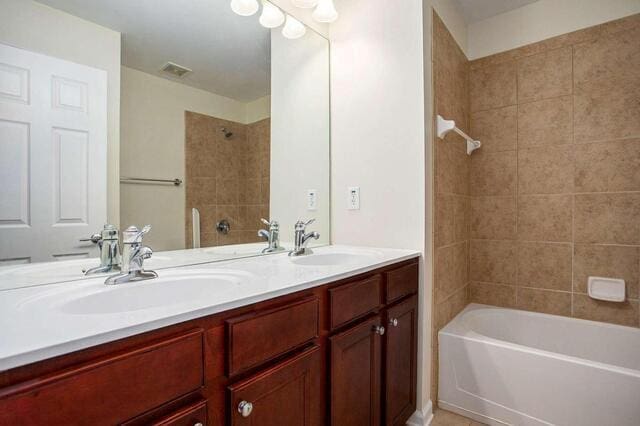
[307,189,318,211]
[348,186,360,210]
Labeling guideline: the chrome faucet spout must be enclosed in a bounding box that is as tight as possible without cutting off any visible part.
[105,225,157,285]
[289,220,320,257]
[259,219,284,254]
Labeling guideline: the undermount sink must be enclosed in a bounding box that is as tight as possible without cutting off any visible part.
[55,269,255,315]
[289,252,373,266]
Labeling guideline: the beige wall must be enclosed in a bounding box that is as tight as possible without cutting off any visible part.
[467,0,640,59]
[0,0,121,226]
[120,66,250,250]
[468,14,640,328]
[431,11,471,404]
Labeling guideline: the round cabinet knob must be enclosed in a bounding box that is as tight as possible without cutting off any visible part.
[373,325,385,335]
[194,423,203,426]
[389,318,399,327]
[238,400,253,417]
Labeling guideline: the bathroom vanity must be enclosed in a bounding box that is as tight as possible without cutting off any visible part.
[0,247,419,425]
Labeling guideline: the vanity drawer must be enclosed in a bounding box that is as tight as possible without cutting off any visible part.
[226,297,319,377]
[329,274,382,330]
[385,262,418,304]
[0,329,204,425]
[149,399,207,426]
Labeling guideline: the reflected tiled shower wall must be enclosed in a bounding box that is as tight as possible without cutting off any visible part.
[467,14,640,327]
[432,12,471,401]
[185,111,270,247]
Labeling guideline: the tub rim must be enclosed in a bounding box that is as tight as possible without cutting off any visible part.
[439,303,640,378]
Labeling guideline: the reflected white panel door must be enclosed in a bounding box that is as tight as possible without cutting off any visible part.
[0,43,107,264]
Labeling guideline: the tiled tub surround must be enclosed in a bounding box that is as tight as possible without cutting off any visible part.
[431,12,471,400]
[467,14,640,328]
[185,111,270,248]
[439,304,640,426]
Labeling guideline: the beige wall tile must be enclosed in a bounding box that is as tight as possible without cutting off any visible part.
[434,285,468,330]
[436,140,470,195]
[470,60,517,112]
[573,26,640,86]
[470,196,517,240]
[518,195,573,242]
[573,244,639,298]
[435,194,469,248]
[574,139,640,193]
[470,282,516,308]
[186,177,216,206]
[470,106,517,152]
[216,178,239,205]
[470,239,517,284]
[574,193,640,245]
[517,287,572,316]
[573,295,639,327]
[517,96,573,149]
[518,145,574,194]
[518,47,572,103]
[574,77,640,143]
[470,150,517,196]
[518,242,572,291]
[435,242,469,303]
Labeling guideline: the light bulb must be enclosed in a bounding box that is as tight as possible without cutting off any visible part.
[259,1,285,28]
[230,0,259,16]
[312,0,338,23]
[282,14,306,39]
[291,0,318,8]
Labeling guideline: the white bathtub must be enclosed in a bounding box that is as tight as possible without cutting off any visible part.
[438,304,640,426]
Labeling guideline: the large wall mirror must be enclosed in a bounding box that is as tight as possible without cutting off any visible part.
[0,0,330,289]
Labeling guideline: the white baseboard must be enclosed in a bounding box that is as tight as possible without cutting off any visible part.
[406,400,434,426]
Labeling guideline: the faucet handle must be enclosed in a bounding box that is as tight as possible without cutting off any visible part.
[260,218,271,226]
[295,219,316,230]
[80,233,102,244]
[123,225,152,244]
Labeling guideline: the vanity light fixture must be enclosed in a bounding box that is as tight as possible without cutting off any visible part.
[259,0,285,28]
[230,0,259,16]
[282,14,306,39]
[291,0,319,8]
[312,0,338,23]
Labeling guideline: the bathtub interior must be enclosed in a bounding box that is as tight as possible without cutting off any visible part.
[452,304,640,373]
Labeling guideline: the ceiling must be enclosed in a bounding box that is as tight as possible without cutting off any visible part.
[454,0,541,24]
[36,0,271,102]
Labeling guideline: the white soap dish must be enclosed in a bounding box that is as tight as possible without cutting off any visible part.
[588,277,626,302]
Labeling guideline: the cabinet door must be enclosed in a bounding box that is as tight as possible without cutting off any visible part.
[330,316,382,426]
[384,296,418,426]
[228,345,322,426]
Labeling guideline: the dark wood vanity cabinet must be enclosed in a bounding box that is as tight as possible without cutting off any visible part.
[0,257,418,426]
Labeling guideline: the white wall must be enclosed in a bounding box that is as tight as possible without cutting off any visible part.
[468,0,640,59]
[270,28,331,244]
[0,0,121,226]
[120,66,249,250]
[329,0,429,418]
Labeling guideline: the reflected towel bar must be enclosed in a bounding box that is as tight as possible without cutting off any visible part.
[120,177,183,186]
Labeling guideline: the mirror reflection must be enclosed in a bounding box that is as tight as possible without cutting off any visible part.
[0,0,330,289]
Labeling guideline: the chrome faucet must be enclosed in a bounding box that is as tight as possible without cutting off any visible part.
[289,219,320,257]
[258,218,284,254]
[105,225,157,285]
[82,225,121,275]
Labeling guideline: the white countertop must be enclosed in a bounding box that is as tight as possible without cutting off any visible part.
[0,245,420,371]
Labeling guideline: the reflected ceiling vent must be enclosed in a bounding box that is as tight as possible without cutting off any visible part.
[161,62,192,78]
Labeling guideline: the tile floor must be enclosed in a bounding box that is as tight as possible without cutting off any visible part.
[431,408,486,425]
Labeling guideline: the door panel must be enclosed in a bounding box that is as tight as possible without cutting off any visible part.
[330,315,382,426]
[0,42,107,263]
[228,345,322,426]
[385,296,418,425]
